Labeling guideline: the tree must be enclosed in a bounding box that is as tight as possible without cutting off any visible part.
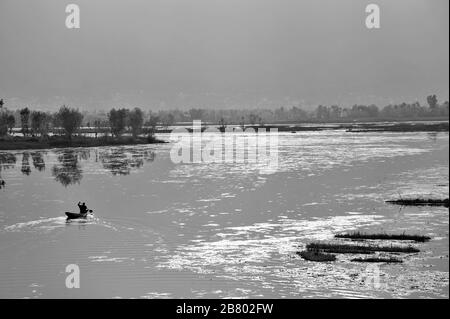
[330,105,342,119]
[31,111,51,137]
[144,115,158,135]
[290,106,307,122]
[6,114,16,135]
[248,113,258,125]
[274,107,286,121]
[108,108,128,137]
[316,105,330,120]
[161,113,175,129]
[188,108,204,121]
[19,108,30,136]
[55,106,83,139]
[239,116,245,130]
[367,104,379,117]
[0,113,8,137]
[0,100,15,136]
[427,95,438,109]
[441,101,449,117]
[218,117,227,132]
[94,120,102,138]
[128,107,144,138]
[258,116,265,126]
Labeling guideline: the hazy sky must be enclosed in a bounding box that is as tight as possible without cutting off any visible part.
[0,0,448,111]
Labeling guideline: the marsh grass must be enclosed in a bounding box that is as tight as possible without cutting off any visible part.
[306,242,420,254]
[297,250,337,262]
[0,135,166,150]
[335,232,431,243]
[344,122,449,133]
[386,198,449,208]
[351,257,403,263]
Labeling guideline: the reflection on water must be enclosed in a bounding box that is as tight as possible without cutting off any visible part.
[31,152,46,172]
[0,153,16,190]
[0,152,16,168]
[99,147,155,176]
[0,132,448,298]
[0,147,156,187]
[51,150,84,187]
[21,152,31,176]
[427,132,438,142]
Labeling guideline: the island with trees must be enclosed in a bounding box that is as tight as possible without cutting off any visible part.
[0,94,448,150]
[0,102,165,150]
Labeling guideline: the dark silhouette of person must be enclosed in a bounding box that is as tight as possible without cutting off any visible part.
[77,202,88,215]
[0,180,5,189]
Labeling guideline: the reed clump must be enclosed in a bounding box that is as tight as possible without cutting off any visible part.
[351,257,403,263]
[306,242,420,254]
[335,232,431,243]
[297,250,337,262]
[386,198,449,208]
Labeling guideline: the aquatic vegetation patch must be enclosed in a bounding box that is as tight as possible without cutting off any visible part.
[385,198,449,208]
[351,257,403,263]
[297,250,337,262]
[0,135,166,150]
[306,242,420,254]
[335,231,431,243]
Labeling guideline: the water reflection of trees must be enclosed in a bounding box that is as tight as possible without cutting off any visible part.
[99,147,155,176]
[1,147,155,187]
[0,152,47,179]
[31,152,46,171]
[51,150,84,187]
[0,153,17,188]
[427,132,438,143]
[0,152,17,170]
[21,152,31,175]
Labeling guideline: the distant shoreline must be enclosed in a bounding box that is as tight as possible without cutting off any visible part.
[0,135,166,151]
[185,121,449,133]
[154,119,450,133]
[196,116,450,126]
[0,121,448,151]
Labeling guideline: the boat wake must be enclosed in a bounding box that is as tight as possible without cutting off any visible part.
[4,217,67,232]
[3,214,116,233]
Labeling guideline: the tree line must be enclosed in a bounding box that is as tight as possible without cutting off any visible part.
[1,95,448,138]
[82,94,449,127]
[0,101,150,139]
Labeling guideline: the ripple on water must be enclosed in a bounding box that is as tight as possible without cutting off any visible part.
[158,210,449,298]
[3,215,116,233]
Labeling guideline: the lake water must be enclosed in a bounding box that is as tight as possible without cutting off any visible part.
[0,130,448,298]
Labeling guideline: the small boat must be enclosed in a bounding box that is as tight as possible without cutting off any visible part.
[65,210,94,220]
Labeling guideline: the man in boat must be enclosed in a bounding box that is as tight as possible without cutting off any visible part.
[77,202,88,215]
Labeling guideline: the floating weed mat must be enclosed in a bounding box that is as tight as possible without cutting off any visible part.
[351,257,403,263]
[385,198,449,208]
[297,250,336,262]
[335,232,431,243]
[306,242,420,254]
